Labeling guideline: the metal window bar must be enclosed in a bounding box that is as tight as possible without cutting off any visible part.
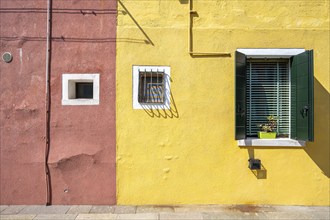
[246,60,290,137]
[138,69,165,104]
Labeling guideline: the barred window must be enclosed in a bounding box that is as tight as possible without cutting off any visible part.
[138,71,165,104]
[132,66,170,109]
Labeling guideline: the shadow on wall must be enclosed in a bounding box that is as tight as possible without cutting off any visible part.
[118,0,154,46]
[0,5,151,45]
[142,77,179,119]
[244,79,329,178]
[304,79,330,178]
[247,149,267,179]
[179,0,189,4]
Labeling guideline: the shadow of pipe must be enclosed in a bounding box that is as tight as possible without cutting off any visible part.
[190,53,232,58]
[118,0,154,46]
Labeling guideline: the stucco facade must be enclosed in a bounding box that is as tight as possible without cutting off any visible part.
[0,0,329,206]
[116,0,329,205]
[0,0,117,204]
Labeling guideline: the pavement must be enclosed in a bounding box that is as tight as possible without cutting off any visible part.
[0,205,329,220]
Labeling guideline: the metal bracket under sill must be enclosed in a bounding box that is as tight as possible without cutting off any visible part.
[238,138,306,147]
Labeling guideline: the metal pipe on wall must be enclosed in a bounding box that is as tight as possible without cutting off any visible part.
[45,0,52,206]
[188,0,231,56]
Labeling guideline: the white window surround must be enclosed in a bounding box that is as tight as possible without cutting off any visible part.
[237,48,306,147]
[237,48,305,58]
[62,73,100,105]
[133,65,171,109]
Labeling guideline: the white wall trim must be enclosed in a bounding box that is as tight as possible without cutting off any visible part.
[237,48,305,58]
[132,66,171,109]
[62,73,100,105]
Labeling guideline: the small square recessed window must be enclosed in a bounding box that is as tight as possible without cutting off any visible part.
[62,73,100,105]
[133,66,170,109]
[138,71,164,104]
[76,82,93,99]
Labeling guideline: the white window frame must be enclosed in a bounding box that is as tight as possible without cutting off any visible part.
[237,49,306,147]
[62,73,100,105]
[133,66,171,109]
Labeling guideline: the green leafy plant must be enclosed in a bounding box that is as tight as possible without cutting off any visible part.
[258,115,277,132]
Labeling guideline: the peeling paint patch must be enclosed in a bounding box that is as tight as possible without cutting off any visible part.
[14,102,39,119]
[163,168,170,173]
[19,48,22,64]
[164,156,173,160]
[18,37,27,47]
[52,154,96,174]
[15,103,37,113]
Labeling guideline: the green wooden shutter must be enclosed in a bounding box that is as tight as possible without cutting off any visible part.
[235,51,247,140]
[291,50,314,141]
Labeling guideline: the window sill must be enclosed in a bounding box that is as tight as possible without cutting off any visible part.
[238,138,306,147]
[62,99,99,105]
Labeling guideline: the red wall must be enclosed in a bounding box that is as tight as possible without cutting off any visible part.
[0,0,117,204]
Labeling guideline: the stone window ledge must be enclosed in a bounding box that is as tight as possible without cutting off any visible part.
[238,138,306,147]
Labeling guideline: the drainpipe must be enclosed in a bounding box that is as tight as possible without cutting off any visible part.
[45,0,52,206]
[188,0,230,56]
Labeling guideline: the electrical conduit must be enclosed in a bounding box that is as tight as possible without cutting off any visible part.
[188,0,231,56]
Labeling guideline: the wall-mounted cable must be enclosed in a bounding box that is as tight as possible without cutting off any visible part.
[45,0,53,206]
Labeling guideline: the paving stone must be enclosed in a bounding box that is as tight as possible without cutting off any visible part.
[0,214,36,220]
[90,206,115,213]
[1,206,26,214]
[226,205,277,213]
[264,211,315,219]
[136,206,174,213]
[67,205,92,214]
[0,205,9,213]
[274,205,330,212]
[160,212,203,220]
[34,214,77,219]
[313,206,330,212]
[114,206,136,214]
[174,205,226,213]
[19,205,70,214]
[116,213,159,220]
[310,211,330,220]
[76,213,117,220]
[202,211,268,220]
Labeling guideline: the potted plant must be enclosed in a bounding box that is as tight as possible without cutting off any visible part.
[257,115,277,139]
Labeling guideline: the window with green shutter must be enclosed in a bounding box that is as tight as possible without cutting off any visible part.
[235,49,314,142]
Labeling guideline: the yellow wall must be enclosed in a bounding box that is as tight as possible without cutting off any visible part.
[116,0,329,205]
